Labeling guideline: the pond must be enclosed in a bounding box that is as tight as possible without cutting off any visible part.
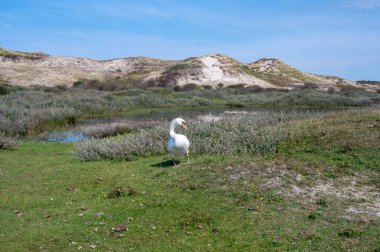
[32,107,336,142]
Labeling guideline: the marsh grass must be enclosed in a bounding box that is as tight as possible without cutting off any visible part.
[74,111,326,161]
[1,86,379,137]
[0,88,214,136]
[81,121,159,138]
[74,125,168,160]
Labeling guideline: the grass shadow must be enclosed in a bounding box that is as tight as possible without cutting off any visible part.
[151,160,180,168]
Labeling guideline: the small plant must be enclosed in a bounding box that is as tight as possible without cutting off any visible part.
[327,87,335,94]
[0,133,18,150]
[0,85,10,95]
[301,82,319,90]
[338,228,361,238]
[227,83,246,89]
[107,186,136,198]
[201,85,213,90]
[245,85,264,93]
[108,186,125,198]
[182,83,198,91]
[168,64,189,71]
[308,210,322,219]
[178,208,213,227]
[316,198,329,207]
[72,80,83,87]
[173,85,183,92]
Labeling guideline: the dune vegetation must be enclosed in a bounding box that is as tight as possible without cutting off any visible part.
[0,84,379,143]
[0,108,379,251]
[74,110,326,161]
[0,83,380,251]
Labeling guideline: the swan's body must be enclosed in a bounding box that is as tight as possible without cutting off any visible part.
[167,118,190,166]
[167,134,190,157]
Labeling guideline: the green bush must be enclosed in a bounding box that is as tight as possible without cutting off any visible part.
[201,85,213,90]
[168,64,189,71]
[227,83,246,89]
[72,80,83,87]
[182,83,198,91]
[0,85,9,95]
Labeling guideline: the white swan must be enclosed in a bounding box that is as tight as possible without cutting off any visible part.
[167,118,190,166]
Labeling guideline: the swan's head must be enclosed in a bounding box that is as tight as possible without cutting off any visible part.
[173,117,187,129]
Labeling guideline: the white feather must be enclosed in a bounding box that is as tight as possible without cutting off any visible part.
[167,118,190,158]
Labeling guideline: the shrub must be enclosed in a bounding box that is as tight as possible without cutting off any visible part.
[56,85,68,91]
[339,86,361,96]
[0,133,18,150]
[173,85,183,92]
[168,64,189,71]
[182,83,198,91]
[74,125,167,161]
[74,111,325,161]
[327,87,335,94]
[201,85,213,90]
[266,89,376,107]
[245,85,264,93]
[0,85,10,95]
[302,82,319,90]
[82,121,159,138]
[0,89,115,135]
[227,84,246,89]
[73,80,83,87]
[357,80,380,85]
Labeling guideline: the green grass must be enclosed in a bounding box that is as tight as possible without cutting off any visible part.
[279,110,380,173]
[0,47,47,60]
[1,110,380,251]
[235,64,294,86]
[235,60,319,86]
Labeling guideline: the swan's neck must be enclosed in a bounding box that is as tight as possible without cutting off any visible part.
[169,120,176,138]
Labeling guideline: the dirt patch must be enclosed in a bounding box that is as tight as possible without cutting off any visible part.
[227,161,380,220]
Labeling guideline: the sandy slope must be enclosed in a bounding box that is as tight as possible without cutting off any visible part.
[0,49,375,91]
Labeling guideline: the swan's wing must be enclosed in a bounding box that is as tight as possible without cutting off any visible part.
[167,137,175,151]
[167,134,189,156]
[175,134,190,150]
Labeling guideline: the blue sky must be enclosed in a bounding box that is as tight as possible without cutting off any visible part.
[1,0,379,80]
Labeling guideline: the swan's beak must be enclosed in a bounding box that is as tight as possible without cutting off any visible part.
[181,122,188,129]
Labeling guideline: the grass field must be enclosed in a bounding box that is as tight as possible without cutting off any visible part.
[0,109,379,251]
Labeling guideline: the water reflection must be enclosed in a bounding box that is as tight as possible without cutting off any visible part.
[45,131,89,142]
